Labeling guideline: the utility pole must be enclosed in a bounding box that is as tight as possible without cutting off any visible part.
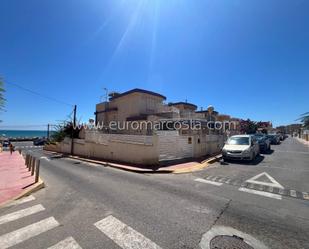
[71,105,77,155]
[47,124,50,140]
[103,88,108,102]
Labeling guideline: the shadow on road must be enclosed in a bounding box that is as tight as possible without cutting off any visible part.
[220,155,265,166]
[261,149,274,155]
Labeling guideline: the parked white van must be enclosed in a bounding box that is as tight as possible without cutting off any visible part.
[222,135,260,161]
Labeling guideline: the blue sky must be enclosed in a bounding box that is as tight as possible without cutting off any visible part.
[0,0,308,130]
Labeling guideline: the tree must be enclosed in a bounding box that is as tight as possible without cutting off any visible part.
[0,77,6,122]
[298,112,309,128]
[239,119,258,134]
[51,121,81,142]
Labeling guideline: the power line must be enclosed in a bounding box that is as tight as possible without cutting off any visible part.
[6,81,73,107]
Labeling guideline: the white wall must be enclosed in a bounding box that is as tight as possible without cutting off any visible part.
[44,132,225,165]
[157,131,193,161]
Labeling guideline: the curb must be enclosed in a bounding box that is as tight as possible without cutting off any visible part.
[201,154,222,164]
[68,156,173,174]
[173,154,222,174]
[0,178,45,208]
[68,154,222,174]
[172,163,207,174]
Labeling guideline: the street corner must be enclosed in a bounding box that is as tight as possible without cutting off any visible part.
[171,154,223,174]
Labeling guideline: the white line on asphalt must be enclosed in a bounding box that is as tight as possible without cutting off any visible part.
[0,217,59,249]
[239,187,282,200]
[278,189,285,196]
[48,237,82,249]
[194,178,223,186]
[290,190,297,198]
[94,215,162,249]
[3,195,35,207]
[0,204,45,225]
[245,172,284,189]
[225,179,232,184]
[302,192,309,200]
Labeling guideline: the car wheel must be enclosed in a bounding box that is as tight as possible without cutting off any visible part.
[249,152,254,162]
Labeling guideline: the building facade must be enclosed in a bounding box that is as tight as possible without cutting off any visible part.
[46,88,241,165]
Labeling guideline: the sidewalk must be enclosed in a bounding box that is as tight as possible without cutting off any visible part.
[295,137,309,146]
[67,153,222,174]
[0,152,42,205]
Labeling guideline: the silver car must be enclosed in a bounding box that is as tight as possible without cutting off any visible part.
[222,135,260,161]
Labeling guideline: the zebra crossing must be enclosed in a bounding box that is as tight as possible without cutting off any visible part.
[47,237,82,249]
[0,195,163,249]
[95,215,162,249]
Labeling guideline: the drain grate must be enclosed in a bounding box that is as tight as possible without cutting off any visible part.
[210,235,254,249]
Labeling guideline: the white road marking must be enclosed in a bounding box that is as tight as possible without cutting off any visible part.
[245,172,284,189]
[239,187,282,200]
[48,237,82,249]
[0,204,45,225]
[211,176,219,181]
[225,179,232,184]
[302,192,309,200]
[3,195,35,207]
[194,178,223,186]
[218,178,226,183]
[40,156,51,161]
[0,217,59,249]
[290,190,297,198]
[94,215,162,249]
[278,188,285,195]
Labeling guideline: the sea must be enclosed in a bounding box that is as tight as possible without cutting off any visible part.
[0,130,48,138]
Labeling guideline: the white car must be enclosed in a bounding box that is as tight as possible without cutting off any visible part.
[222,135,260,161]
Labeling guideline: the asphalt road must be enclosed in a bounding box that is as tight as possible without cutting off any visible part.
[194,136,309,192]
[0,137,309,249]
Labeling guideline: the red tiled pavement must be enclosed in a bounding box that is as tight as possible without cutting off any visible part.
[0,152,35,205]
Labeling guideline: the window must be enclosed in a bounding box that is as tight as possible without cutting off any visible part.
[227,137,249,145]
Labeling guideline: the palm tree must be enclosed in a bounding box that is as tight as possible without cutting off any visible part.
[299,112,309,128]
